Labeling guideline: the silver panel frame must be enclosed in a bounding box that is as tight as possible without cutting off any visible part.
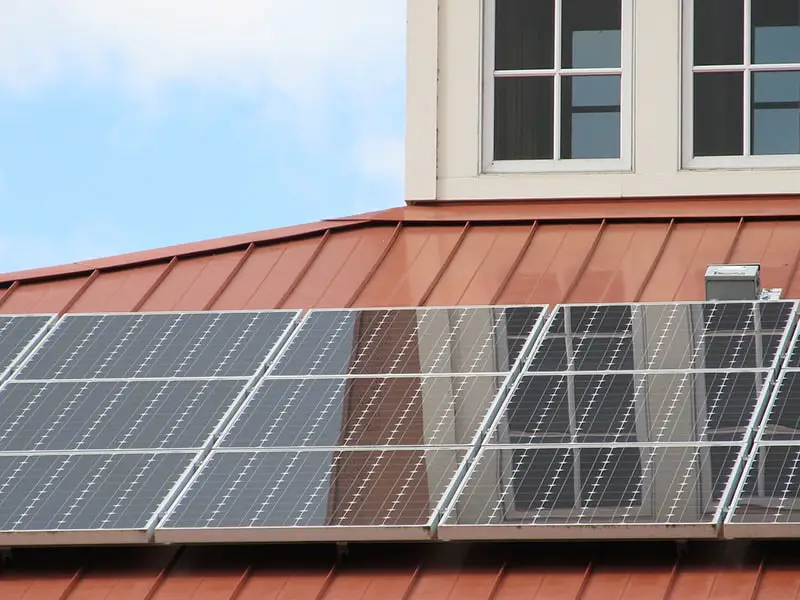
[0,314,57,382]
[526,300,799,374]
[437,441,748,541]
[723,441,800,539]
[154,446,468,544]
[0,378,254,454]
[482,368,777,445]
[216,372,518,451]
[0,449,200,546]
[9,309,302,382]
[265,304,550,379]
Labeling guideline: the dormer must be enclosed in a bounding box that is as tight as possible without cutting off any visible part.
[405,0,800,202]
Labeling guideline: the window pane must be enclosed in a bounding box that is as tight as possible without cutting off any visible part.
[561,0,621,68]
[512,448,576,510]
[752,0,800,64]
[561,75,621,159]
[496,0,555,70]
[578,448,642,508]
[694,0,744,66]
[494,76,554,160]
[752,71,800,155]
[693,72,744,156]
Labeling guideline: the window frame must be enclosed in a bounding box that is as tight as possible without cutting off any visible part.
[682,0,800,169]
[482,0,635,174]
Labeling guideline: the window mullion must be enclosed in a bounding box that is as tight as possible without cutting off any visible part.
[553,0,563,161]
[743,0,752,156]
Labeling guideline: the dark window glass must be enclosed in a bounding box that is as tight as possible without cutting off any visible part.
[507,375,571,440]
[496,0,555,70]
[561,0,621,68]
[752,0,800,64]
[561,75,621,159]
[708,446,736,503]
[694,0,744,66]
[574,374,636,439]
[578,447,642,507]
[694,72,744,156]
[512,448,576,510]
[495,76,554,160]
[563,305,632,334]
[752,71,800,155]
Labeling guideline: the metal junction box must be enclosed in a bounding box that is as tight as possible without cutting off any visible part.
[705,264,761,301]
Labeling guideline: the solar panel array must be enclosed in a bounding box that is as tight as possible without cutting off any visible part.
[726,321,800,538]
[0,310,300,545]
[438,301,798,540]
[3,301,800,545]
[156,306,548,542]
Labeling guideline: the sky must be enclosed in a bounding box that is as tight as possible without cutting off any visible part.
[0,1,406,273]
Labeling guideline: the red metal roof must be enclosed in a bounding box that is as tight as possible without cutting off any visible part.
[4,197,800,599]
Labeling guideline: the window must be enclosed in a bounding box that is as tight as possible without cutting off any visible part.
[485,0,633,172]
[685,0,800,167]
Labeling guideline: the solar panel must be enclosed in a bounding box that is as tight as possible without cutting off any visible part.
[490,370,769,444]
[154,306,550,542]
[0,379,248,452]
[438,443,741,540]
[269,306,547,376]
[0,451,196,545]
[725,443,800,538]
[15,311,300,380]
[432,301,797,540]
[218,375,508,448]
[156,448,466,543]
[0,315,55,381]
[527,302,796,372]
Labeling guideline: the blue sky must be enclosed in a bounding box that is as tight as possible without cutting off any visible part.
[0,1,406,273]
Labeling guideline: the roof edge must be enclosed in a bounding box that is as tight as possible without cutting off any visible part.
[389,195,800,222]
[0,218,371,285]
[6,195,800,286]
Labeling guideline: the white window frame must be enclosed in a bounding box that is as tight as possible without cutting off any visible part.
[482,0,634,174]
[682,0,800,169]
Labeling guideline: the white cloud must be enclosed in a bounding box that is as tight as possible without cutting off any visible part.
[0,1,407,181]
[0,0,406,99]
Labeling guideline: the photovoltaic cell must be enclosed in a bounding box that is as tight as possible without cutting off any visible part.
[490,371,768,444]
[0,315,54,380]
[0,452,194,545]
[220,375,507,448]
[726,444,800,537]
[0,379,247,452]
[439,444,740,539]
[16,311,298,380]
[157,448,466,542]
[528,302,795,372]
[269,306,546,376]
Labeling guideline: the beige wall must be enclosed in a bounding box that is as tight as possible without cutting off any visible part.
[406,0,800,202]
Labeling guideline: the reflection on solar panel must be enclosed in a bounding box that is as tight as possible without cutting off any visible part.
[219,375,508,448]
[16,311,299,380]
[528,302,795,372]
[436,301,797,540]
[438,443,740,540]
[157,448,466,543]
[725,444,800,538]
[0,315,55,381]
[0,452,195,545]
[158,307,549,542]
[0,379,247,452]
[490,371,768,444]
[270,306,547,376]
